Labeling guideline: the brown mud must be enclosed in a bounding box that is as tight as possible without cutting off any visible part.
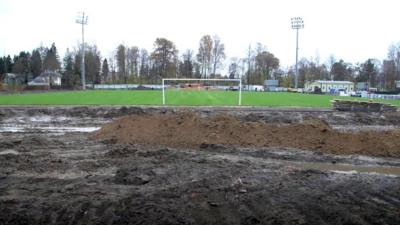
[0,106,399,225]
[94,111,400,158]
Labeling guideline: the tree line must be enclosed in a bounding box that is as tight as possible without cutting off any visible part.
[1,36,400,90]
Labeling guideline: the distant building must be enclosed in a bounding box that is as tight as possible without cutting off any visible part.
[305,80,354,93]
[396,80,400,89]
[356,82,370,91]
[243,85,264,91]
[264,80,279,91]
[4,73,25,85]
[28,70,62,86]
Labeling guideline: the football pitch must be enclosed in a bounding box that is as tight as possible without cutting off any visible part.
[0,90,398,107]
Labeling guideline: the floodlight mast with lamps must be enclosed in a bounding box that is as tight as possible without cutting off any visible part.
[76,12,88,90]
[291,17,304,89]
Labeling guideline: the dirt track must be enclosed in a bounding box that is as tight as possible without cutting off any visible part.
[0,106,400,225]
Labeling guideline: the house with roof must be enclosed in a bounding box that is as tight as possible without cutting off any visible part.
[28,70,62,86]
[4,73,25,86]
[305,80,354,93]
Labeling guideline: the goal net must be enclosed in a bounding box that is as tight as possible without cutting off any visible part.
[162,78,242,106]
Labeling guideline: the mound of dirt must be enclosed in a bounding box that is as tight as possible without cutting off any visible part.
[93,111,400,158]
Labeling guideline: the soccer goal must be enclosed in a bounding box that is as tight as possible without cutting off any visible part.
[162,78,242,106]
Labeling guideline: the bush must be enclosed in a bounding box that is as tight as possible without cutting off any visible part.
[24,85,50,91]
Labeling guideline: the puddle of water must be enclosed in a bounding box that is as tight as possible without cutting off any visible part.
[45,127,99,132]
[0,127,24,132]
[0,126,99,133]
[14,167,118,179]
[0,150,19,155]
[4,116,70,123]
[332,125,400,133]
[284,161,400,176]
[213,154,400,176]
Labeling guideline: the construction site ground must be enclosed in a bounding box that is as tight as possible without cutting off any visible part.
[0,106,399,225]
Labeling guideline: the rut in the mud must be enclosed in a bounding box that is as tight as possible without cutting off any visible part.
[93,111,400,158]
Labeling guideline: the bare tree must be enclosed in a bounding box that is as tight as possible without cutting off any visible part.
[246,44,255,84]
[228,59,238,79]
[126,46,140,81]
[387,43,400,86]
[116,44,126,83]
[197,35,213,78]
[139,49,150,83]
[211,36,226,77]
[151,38,178,79]
[327,54,336,80]
[108,56,116,83]
[383,59,396,90]
[179,49,194,78]
[247,45,251,84]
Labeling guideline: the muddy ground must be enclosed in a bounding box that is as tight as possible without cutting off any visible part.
[0,106,400,225]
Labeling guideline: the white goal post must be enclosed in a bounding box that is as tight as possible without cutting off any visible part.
[162,78,242,106]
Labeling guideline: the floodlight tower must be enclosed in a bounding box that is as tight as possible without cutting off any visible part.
[76,12,88,90]
[291,17,304,89]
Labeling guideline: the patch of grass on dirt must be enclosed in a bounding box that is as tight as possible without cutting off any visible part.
[0,90,398,107]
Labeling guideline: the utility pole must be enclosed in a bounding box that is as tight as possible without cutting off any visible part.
[76,12,88,90]
[291,17,304,89]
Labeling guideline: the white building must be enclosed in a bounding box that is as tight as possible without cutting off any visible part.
[28,70,62,86]
[242,85,264,91]
[305,80,354,93]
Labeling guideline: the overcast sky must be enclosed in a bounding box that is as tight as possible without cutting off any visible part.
[1,0,400,68]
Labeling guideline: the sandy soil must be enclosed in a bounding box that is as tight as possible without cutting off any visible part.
[0,106,399,225]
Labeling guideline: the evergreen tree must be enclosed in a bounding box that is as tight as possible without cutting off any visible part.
[116,44,126,83]
[101,59,109,83]
[85,45,101,85]
[5,55,12,73]
[62,49,78,88]
[43,43,61,71]
[12,51,31,83]
[0,57,4,75]
[30,49,43,78]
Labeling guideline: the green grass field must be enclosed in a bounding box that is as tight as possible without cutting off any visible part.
[0,90,398,108]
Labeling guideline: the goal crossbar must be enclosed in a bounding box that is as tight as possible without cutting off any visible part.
[162,78,242,106]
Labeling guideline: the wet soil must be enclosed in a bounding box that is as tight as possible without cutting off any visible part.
[0,106,400,225]
[94,111,400,158]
